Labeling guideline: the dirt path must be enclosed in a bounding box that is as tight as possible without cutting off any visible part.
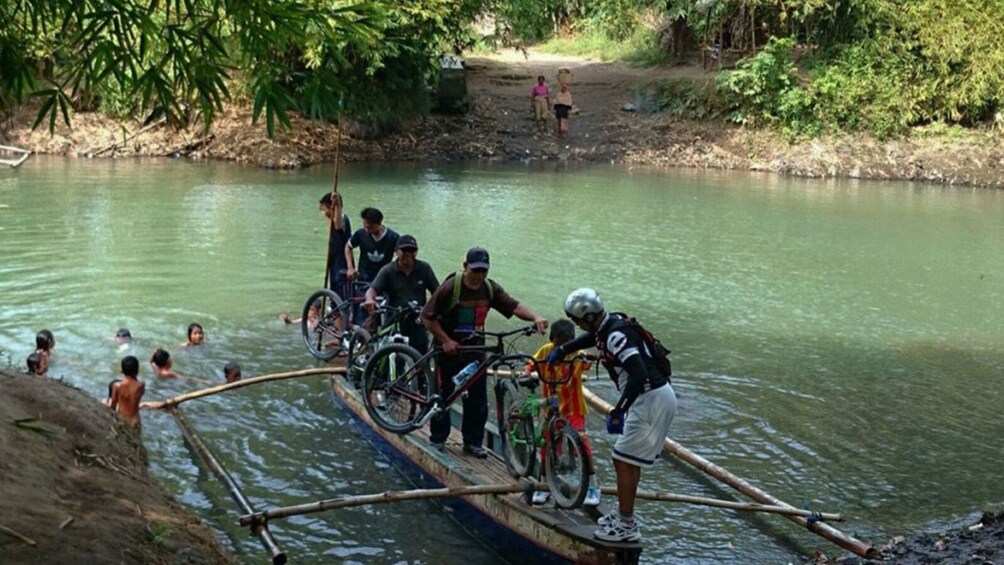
[0,371,232,564]
[3,49,1004,189]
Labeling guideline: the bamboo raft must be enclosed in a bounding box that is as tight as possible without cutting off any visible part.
[143,364,871,563]
[0,145,31,168]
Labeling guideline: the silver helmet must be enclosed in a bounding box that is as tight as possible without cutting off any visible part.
[564,288,604,322]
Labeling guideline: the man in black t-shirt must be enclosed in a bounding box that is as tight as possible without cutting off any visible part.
[319,192,352,298]
[363,235,439,352]
[344,207,399,284]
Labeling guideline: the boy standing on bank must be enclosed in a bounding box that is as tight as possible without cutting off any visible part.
[109,355,146,428]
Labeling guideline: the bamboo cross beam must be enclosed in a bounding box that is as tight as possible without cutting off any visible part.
[240,483,537,526]
[582,387,876,558]
[143,367,341,410]
[617,488,843,522]
[240,483,842,528]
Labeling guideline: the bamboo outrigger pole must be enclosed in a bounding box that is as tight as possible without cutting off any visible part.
[239,483,841,528]
[582,387,877,559]
[143,367,340,410]
[170,407,286,565]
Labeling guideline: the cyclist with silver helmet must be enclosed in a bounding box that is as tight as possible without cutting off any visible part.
[548,288,677,543]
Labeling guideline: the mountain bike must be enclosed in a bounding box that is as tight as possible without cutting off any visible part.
[300,280,370,361]
[359,326,538,435]
[494,355,594,509]
[344,299,423,384]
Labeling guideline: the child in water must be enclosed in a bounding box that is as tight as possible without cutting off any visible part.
[279,300,320,332]
[182,323,204,347]
[150,348,183,379]
[223,362,242,383]
[26,352,48,376]
[108,355,145,428]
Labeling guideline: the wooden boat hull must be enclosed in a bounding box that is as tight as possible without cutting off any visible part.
[329,375,641,565]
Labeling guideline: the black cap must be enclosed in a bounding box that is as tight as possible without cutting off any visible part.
[397,234,418,251]
[465,247,490,269]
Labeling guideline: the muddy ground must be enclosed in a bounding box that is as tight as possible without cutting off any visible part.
[3,50,1004,189]
[0,370,232,564]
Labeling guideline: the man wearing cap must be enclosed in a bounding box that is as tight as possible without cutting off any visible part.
[318,192,352,298]
[421,247,548,458]
[363,235,440,352]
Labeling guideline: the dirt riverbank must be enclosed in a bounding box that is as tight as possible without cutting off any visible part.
[3,50,1004,188]
[0,370,232,564]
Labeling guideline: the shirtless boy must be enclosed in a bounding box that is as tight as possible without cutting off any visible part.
[150,348,183,379]
[109,356,145,428]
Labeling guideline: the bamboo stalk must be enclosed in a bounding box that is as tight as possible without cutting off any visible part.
[170,407,286,565]
[0,523,37,546]
[143,367,340,410]
[612,488,842,522]
[240,482,840,528]
[240,483,540,526]
[582,387,876,558]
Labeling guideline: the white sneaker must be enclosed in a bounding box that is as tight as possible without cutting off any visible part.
[597,511,618,526]
[531,491,550,505]
[583,486,601,507]
[594,518,641,542]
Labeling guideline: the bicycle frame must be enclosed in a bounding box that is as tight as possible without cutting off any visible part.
[383,326,537,423]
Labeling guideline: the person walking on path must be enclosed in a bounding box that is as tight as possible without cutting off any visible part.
[530,75,551,131]
[421,247,548,458]
[554,83,573,136]
[548,288,677,542]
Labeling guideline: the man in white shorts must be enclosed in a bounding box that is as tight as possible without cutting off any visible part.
[548,288,677,542]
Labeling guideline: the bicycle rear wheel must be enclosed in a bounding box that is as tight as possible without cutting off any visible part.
[302,289,350,361]
[361,343,431,434]
[545,419,589,509]
[495,379,537,478]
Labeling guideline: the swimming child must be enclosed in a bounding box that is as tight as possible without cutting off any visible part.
[35,329,55,354]
[108,355,145,428]
[278,299,320,331]
[150,348,183,379]
[182,323,204,347]
[115,328,132,343]
[223,362,242,383]
[521,319,599,506]
[26,352,48,376]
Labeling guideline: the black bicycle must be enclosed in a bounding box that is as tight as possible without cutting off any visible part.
[300,280,370,361]
[359,326,538,435]
[344,299,423,384]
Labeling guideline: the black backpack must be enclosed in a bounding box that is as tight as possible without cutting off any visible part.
[612,312,672,383]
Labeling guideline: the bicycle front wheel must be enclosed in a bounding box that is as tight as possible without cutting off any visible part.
[345,327,372,385]
[495,379,536,478]
[361,343,431,434]
[302,289,350,361]
[545,419,589,509]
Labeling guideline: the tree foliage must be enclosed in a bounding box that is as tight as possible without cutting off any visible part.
[0,0,483,135]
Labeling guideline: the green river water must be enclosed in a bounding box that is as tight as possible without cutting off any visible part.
[1,157,1002,564]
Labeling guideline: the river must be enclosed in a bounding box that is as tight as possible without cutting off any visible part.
[1,157,1002,563]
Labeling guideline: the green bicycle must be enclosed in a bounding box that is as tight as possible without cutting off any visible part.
[494,355,594,509]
